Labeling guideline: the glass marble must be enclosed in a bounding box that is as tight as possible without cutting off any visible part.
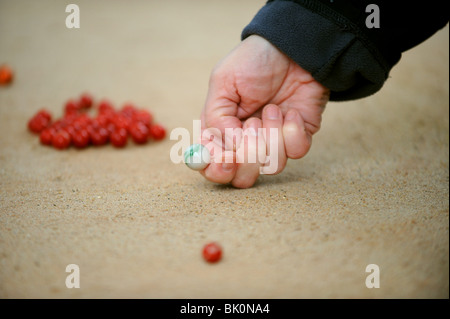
[184,144,210,171]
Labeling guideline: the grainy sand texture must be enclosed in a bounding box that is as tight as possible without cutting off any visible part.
[0,0,448,298]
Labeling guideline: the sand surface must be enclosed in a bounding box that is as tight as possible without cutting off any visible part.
[0,1,448,298]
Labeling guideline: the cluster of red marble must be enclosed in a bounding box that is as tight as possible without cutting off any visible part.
[27,93,166,150]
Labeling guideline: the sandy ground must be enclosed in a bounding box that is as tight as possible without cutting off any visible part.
[0,0,448,299]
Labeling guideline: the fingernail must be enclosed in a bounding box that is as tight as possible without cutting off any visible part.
[265,105,280,120]
[246,127,258,136]
[222,163,234,172]
[285,109,298,122]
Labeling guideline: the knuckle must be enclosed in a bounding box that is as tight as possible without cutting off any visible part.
[286,140,311,159]
[231,175,256,189]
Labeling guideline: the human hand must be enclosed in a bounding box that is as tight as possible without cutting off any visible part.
[200,35,330,188]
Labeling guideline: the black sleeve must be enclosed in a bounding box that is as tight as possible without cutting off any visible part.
[241,0,449,101]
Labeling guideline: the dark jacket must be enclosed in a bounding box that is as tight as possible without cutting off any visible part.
[242,0,449,101]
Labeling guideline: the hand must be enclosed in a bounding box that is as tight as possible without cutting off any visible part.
[200,35,330,188]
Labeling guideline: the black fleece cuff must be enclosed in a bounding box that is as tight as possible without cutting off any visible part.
[241,0,395,101]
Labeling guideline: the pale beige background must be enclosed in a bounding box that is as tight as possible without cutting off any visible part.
[0,0,448,298]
